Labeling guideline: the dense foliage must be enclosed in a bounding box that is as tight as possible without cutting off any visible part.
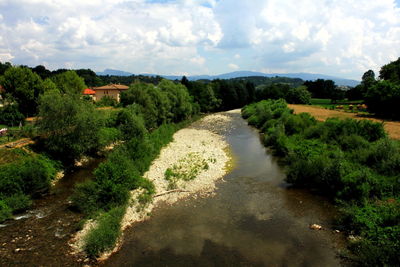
[242,99,399,266]
[344,58,400,119]
[0,103,25,126]
[231,76,304,87]
[361,58,400,119]
[255,83,311,104]
[0,151,58,221]
[181,77,257,112]
[37,90,103,164]
[0,66,53,117]
[303,79,346,103]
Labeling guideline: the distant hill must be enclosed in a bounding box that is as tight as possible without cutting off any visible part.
[96,69,359,87]
[96,69,134,76]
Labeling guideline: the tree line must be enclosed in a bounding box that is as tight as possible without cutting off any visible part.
[348,57,400,119]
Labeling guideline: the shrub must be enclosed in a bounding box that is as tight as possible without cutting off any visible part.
[365,80,400,119]
[115,108,147,140]
[341,201,400,265]
[97,127,121,148]
[0,103,25,126]
[338,134,370,151]
[0,155,56,197]
[3,193,32,212]
[95,96,118,107]
[0,200,12,222]
[0,154,56,221]
[70,181,101,214]
[84,206,126,257]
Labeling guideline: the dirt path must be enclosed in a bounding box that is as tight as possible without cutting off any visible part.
[0,138,33,149]
[288,104,400,140]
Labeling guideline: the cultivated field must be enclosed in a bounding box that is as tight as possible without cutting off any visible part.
[288,104,400,140]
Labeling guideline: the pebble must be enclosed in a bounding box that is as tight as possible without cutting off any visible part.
[309,224,322,230]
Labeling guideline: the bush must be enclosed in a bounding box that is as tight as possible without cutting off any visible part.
[341,201,400,265]
[70,181,101,214]
[286,86,311,104]
[0,103,25,126]
[84,206,126,257]
[115,108,147,140]
[365,80,400,119]
[0,200,12,222]
[0,154,56,221]
[0,155,56,196]
[97,127,121,148]
[3,193,32,212]
[95,96,118,107]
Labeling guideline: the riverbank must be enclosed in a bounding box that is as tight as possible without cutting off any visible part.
[71,111,236,261]
[244,100,399,265]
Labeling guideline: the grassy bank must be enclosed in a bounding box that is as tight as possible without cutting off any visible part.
[242,99,399,266]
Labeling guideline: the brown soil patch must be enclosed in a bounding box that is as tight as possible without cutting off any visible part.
[0,138,34,149]
[288,104,400,140]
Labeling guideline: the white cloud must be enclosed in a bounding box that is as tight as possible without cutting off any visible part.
[0,0,398,79]
[214,0,400,78]
[190,56,206,65]
[0,53,13,61]
[228,63,239,70]
[0,0,221,73]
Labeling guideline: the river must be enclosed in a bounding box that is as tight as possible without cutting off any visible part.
[0,158,102,266]
[103,111,344,266]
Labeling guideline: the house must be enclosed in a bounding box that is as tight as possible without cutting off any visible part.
[82,88,96,100]
[91,84,129,102]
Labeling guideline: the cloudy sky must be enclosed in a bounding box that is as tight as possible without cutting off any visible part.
[0,0,399,79]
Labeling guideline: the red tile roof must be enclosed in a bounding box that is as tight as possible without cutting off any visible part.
[93,84,129,90]
[83,88,96,95]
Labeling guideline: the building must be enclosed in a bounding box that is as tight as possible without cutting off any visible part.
[82,88,96,100]
[91,84,129,102]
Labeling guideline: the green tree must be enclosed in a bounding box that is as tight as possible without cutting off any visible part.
[0,103,25,126]
[51,70,86,95]
[76,69,103,87]
[0,61,12,75]
[304,79,336,99]
[32,65,51,80]
[0,66,46,116]
[121,82,171,129]
[364,80,400,119]
[115,107,147,140]
[37,90,101,164]
[379,57,400,83]
[183,80,219,112]
[286,86,311,104]
[158,79,193,121]
[362,70,376,86]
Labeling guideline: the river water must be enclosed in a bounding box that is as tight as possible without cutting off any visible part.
[104,112,344,267]
[0,158,102,266]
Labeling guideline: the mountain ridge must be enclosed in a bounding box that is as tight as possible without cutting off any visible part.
[96,69,359,87]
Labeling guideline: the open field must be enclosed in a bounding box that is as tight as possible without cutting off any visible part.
[288,104,400,140]
[310,98,363,108]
